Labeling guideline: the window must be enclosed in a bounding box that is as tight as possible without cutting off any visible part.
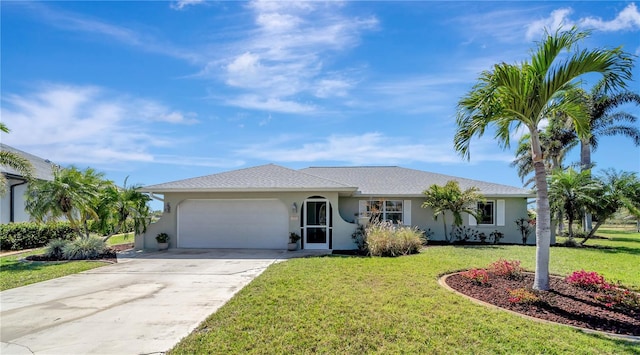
[477,201,494,225]
[360,200,403,224]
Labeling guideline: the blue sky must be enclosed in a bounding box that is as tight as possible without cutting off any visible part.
[2,1,639,202]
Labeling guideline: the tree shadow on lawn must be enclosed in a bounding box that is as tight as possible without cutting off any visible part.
[572,244,640,256]
[1,259,64,273]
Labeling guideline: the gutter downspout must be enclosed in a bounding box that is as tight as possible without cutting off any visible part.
[9,179,28,222]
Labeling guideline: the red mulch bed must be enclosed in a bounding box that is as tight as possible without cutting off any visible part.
[445,272,640,336]
[24,243,134,263]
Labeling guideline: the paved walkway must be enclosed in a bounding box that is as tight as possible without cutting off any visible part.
[0,249,328,354]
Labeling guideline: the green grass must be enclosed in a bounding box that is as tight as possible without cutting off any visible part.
[106,232,134,246]
[0,249,107,291]
[171,231,640,354]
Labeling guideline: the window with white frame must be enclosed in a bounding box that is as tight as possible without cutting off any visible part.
[477,201,494,225]
[360,200,403,224]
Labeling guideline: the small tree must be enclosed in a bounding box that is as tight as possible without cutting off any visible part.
[26,166,105,239]
[582,169,640,244]
[422,180,483,242]
[548,168,601,241]
[515,218,534,245]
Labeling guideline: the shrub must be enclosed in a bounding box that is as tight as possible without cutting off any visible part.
[351,224,366,251]
[365,220,425,257]
[461,268,489,285]
[508,288,540,304]
[565,270,610,291]
[62,237,107,260]
[488,259,523,280]
[450,226,478,243]
[594,286,640,311]
[489,230,504,244]
[0,222,75,250]
[44,239,70,259]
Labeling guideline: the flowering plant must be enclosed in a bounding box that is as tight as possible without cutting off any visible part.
[565,270,610,291]
[488,259,523,280]
[461,268,489,285]
[594,283,640,311]
[508,288,540,304]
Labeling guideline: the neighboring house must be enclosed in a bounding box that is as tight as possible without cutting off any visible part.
[137,164,535,250]
[0,144,55,223]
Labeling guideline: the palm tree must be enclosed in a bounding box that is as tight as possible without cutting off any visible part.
[454,27,633,290]
[0,123,34,194]
[95,177,152,242]
[511,114,578,236]
[26,166,106,238]
[548,168,600,240]
[511,113,578,187]
[579,83,640,171]
[421,180,483,242]
[582,169,640,245]
[576,83,640,231]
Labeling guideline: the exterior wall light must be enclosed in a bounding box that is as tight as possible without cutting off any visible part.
[291,202,298,214]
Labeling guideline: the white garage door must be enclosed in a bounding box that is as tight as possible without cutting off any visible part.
[177,199,289,249]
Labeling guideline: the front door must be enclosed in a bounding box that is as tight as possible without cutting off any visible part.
[304,198,330,249]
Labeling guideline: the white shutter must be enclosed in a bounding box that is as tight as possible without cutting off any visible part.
[469,214,477,226]
[497,200,505,226]
[403,200,411,225]
[358,200,367,216]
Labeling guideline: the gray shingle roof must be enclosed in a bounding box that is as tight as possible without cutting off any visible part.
[140,164,356,192]
[301,166,533,197]
[0,144,55,181]
[142,164,533,197]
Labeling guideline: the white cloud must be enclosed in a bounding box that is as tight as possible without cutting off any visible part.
[170,0,206,11]
[214,0,378,113]
[22,2,200,63]
[580,3,640,32]
[526,8,574,40]
[226,95,316,114]
[526,3,640,40]
[235,132,513,165]
[0,84,230,168]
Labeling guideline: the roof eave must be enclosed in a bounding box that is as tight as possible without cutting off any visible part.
[138,187,359,193]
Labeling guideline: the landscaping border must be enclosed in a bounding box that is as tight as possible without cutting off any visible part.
[438,272,640,343]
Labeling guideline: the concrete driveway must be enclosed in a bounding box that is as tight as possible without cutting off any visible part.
[0,249,322,354]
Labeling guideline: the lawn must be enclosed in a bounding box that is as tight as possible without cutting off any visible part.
[0,231,131,291]
[106,232,134,246]
[171,230,640,354]
[0,249,107,291]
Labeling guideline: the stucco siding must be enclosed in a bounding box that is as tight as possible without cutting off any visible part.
[0,181,30,224]
[136,191,359,250]
[337,196,532,245]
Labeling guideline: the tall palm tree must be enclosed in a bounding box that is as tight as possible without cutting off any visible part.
[577,83,640,231]
[579,83,640,171]
[511,113,578,187]
[548,168,600,240]
[0,123,34,194]
[511,113,578,235]
[421,180,483,242]
[26,166,105,238]
[454,27,633,290]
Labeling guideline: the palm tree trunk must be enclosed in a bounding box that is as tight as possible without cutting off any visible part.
[580,219,604,245]
[442,214,448,242]
[531,136,551,291]
[580,139,593,232]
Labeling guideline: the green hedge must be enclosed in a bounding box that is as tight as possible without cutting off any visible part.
[0,222,76,251]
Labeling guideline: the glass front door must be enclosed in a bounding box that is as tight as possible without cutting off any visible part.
[304,199,330,249]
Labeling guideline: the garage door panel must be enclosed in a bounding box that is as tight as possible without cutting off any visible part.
[178,199,288,249]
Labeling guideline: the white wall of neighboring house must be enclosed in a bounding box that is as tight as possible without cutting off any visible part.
[0,179,30,224]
